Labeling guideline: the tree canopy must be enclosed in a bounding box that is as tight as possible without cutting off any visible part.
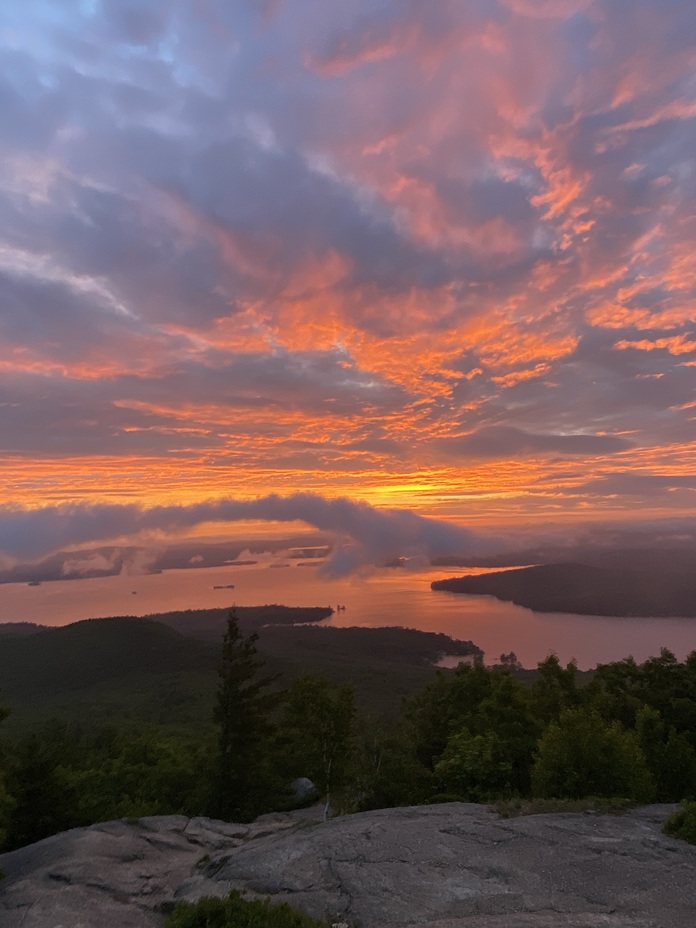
[209,610,282,822]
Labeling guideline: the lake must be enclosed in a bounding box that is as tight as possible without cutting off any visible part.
[1,559,694,670]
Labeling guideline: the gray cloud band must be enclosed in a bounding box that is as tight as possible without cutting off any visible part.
[0,494,500,573]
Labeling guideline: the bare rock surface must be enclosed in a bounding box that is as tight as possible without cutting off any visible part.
[1,803,695,927]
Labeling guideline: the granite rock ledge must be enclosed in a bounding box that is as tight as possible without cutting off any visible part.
[1,803,694,928]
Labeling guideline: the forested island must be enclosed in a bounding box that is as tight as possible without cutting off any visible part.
[431,562,696,617]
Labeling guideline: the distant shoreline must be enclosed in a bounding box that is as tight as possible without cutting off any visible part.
[432,562,696,618]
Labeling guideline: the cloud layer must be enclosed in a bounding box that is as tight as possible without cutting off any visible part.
[0,494,498,574]
[1,0,694,527]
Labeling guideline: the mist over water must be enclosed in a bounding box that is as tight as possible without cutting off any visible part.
[1,562,694,670]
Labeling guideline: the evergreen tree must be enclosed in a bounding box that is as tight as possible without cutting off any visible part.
[209,610,281,822]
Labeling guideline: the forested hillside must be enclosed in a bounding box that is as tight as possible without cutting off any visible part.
[0,609,482,727]
[0,608,695,855]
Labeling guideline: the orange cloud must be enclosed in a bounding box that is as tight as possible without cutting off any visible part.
[614,336,696,355]
[2,0,695,541]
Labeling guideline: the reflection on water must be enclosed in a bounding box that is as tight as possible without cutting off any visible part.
[1,562,694,670]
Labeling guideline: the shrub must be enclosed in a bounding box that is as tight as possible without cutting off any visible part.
[165,890,330,928]
[531,709,653,801]
[492,797,635,818]
[434,730,514,802]
[663,801,696,846]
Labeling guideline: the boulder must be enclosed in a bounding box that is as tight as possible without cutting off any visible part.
[292,777,317,799]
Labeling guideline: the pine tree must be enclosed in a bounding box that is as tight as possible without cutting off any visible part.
[209,610,280,822]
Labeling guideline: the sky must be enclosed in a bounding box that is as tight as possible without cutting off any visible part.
[0,0,695,568]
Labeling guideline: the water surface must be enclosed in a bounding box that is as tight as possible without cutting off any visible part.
[1,561,694,670]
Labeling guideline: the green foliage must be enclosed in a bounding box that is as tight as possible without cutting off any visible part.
[635,706,696,801]
[0,615,474,730]
[3,724,75,850]
[0,781,13,849]
[0,701,12,846]
[405,664,540,800]
[358,731,434,810]
[531,708,653,801]
[663,801,696,846]
[492,797,636,817]
[257,625,479,719]
[0,618,216,696]
[474,671,541,795]
[529,655,580,724]
[362,652,696,810]
[4,613,696,853]
[279,675,357,815]
[165,890,329,928]
[407,662,497,767]
[209,611,282,822]
[1,720,209,851]
[435,730,513,802]
[0,617,220,731]
[68,731,210,824]
[588,649,696,742]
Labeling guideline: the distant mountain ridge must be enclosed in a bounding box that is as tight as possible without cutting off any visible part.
[432,562,696,617]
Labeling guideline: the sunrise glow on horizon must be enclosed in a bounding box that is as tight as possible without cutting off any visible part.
[1,0,695,561]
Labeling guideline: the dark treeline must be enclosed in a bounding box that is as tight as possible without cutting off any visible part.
[1,613,696,852]
[432,561,696,617]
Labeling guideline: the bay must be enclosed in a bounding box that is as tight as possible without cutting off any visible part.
[1,560,694,670]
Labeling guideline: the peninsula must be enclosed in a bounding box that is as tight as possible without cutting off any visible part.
[431,562,696,617]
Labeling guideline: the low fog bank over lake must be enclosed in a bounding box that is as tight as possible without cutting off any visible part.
[1,561,694,670]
